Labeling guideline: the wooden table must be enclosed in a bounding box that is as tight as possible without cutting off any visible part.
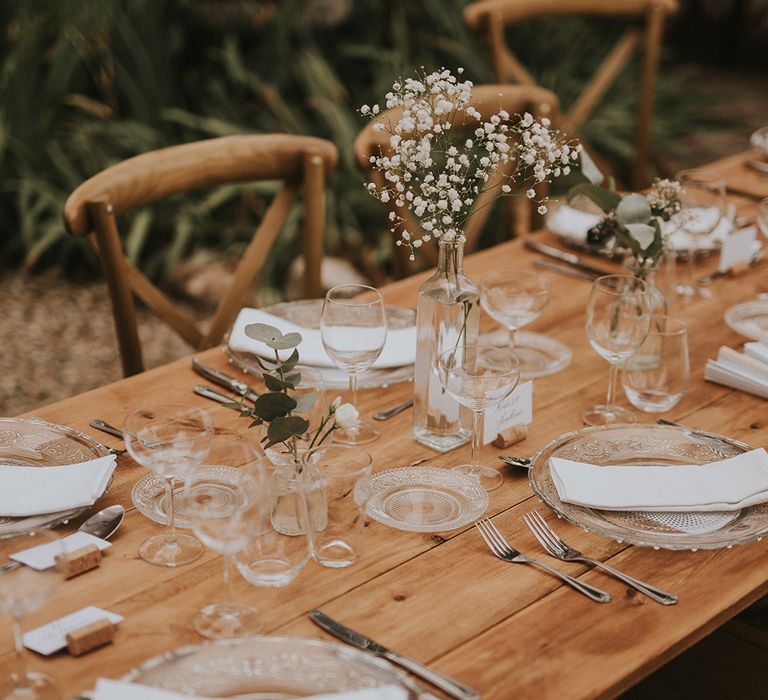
[4,153,768,699]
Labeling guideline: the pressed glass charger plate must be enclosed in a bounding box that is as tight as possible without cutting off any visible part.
[120,637,417,697]
[528,424,767,550]
[364,466,489,532]
[479,329,572,379]
[724,300,768,341]
[0,417,111,538]
[225,300,416,389]
[131,466,241,530]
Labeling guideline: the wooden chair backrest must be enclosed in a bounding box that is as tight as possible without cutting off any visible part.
[464,0,679,188]
[64,134,338,377]
[354,83,560,278]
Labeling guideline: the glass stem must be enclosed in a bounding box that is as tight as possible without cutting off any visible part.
[165,477,178,545]
[469,409,482,474]
[686,250,695,290]
[606,363,619,412]
[12,618,26,685]
[222,555,233,605]
[348,371,359,420]
[508,327,517,349]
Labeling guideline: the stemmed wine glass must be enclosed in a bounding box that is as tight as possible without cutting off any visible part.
[0,529,64,699]
[480,270,552,379]
[673,169,726,300]
[321,284,387,444]
[583,275,651,426]
[124,404,214,567]
[438,345,521,491]
[183,437,267,639]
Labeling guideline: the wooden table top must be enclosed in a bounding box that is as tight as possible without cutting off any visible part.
[4,153,768,699]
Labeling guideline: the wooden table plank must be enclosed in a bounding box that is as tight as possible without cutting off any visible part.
[1,171,766,698]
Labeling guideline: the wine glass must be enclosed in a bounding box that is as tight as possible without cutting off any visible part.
[183,437,267,639]
[583,275,651,426]
[673,169,726,301]
[320,284,387,444]
[124,404,214,567]
[480,270,552,379]
[438,345,521,491]
[0,529,64,699]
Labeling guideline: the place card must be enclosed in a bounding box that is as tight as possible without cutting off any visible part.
[24,606,123,656]
[11,531,111,571]
[483,380,533,445]
[718,226,757,273]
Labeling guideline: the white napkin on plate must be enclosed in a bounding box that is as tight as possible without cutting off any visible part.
[0,455,116,517]
[705,345,768,399]
[228,308,416,369]
[549,448,768,511]
[93,679,408,700]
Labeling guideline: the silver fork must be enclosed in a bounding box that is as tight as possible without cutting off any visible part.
[475,519,611,603]
[524,510,677,605]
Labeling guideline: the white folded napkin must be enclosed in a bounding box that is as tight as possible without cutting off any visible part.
[228,308,416,369]
[93,679,408,700]
[666,205,735,251]
[705,345,768,400]
[549,448,768,511]
[0,455,116,517]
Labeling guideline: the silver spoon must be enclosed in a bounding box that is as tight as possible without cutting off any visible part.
[0,505,125,574]
[499,455,532,469]
[373,399,413,421]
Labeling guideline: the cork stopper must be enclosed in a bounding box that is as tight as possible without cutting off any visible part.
[55,543,102,579]
[492,424,528,449]
[66,618,115,656]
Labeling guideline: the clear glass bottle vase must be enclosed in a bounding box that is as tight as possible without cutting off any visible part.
[412,238,479,451]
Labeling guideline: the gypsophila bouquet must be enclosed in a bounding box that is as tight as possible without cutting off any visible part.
[569,177,682,269]
[360,68,582,261]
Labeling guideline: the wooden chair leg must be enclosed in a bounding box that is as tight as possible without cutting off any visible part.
[302,152,325,298]
[88,199,144,377]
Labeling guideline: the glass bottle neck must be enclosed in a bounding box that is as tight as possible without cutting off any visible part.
[436,239,465,278]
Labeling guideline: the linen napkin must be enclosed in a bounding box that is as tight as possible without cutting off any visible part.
[0,455,116,517]
[93,679,408,700]
[705,345,768,400]
[549,448,768,512]
[228,307,416,369]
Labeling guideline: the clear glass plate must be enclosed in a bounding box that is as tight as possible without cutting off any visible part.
[479,329,572,379]
[121,636,416,697]
[131,466,242,530]
[224,300,415,389]
[724,300,768,341]
[0,417,111,538]
[528,423,766,550]
[364,466,489,533]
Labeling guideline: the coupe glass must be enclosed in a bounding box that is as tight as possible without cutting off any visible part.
[124,404,214,567]
[583,275,651,426]
[673,169,726,300]
[621,316,689,413]
[480,270,552,379]
[438,345,521,491]
[757,198,768,240]
[183,437,267,639]
[320,284,387,444]
[0,529,64,699]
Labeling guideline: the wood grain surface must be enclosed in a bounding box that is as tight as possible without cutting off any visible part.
[3,153,768,699]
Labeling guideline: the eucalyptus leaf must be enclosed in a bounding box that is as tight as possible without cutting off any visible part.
[616,193,652,225]
[567,183,621,213]
[245,323,284,344]
[267,416,310,445]
[253,392,297,421]
[281,349,300,372]
[625,222,656,251]
[269,332,303,350]
[264,373,294,391]
[580,150,605,185]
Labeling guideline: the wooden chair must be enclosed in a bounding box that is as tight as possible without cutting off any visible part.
[354,84,560,278]
[464,0,679,188]
[64,134,338,377]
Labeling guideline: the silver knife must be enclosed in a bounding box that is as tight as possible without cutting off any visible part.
[193,384,243,406]
[533,258,598,282]
[525,238,612,278]
[192,358,260,403]
[310,609,479,700]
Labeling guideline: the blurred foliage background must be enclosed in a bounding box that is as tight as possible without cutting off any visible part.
[0,0,753,297]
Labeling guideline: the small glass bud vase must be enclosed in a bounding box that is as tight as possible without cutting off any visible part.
[623,255,668,318]
[413,238,479,452]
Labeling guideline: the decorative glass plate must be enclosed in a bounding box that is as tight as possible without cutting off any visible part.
[121,636,417,697]
[364,466,489,533]
[724,300,768,341]
[528,423,767,550]
[131,466,241,530]
[224,300,416,389]
[0,418,111,538]
[479,329,572,379]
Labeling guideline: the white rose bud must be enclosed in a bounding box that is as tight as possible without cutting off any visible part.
[334,403,361,430]
[330,396,342,412]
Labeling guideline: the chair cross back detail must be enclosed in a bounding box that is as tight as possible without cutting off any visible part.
[64,134,338,377]
[354,84,559,279]
[464,0,679,188]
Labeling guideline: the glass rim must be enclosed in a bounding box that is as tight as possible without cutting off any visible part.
[479,269,551,289]
[301,443,373,474]
[323,284,383,307]
[646,315,687,336]
[592,274,648,295]
[674,168,727,188]
[123,403,213,434]
[438,344,522,375]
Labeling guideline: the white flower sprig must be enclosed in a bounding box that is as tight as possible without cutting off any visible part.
[361,68,581,260]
